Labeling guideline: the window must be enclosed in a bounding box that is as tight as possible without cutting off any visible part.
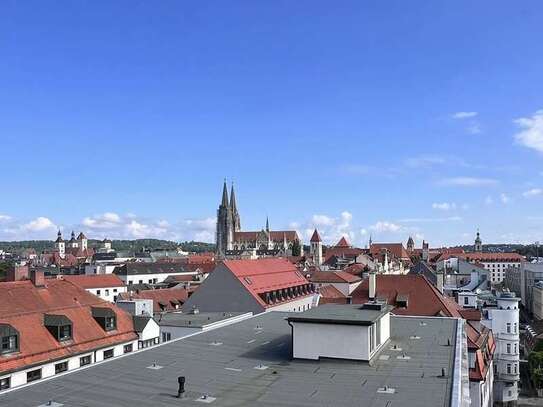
[1,335,18,354]
[139,280,143,284]
[26,369,42,383]
[464,296,469,305]
[96,290,101,295]
[506,323,511,333]
[162,332,171,342]
[59,325,71,341]
[514,323,518,333]
[514,344,518,354]
[105,316,116,330]
[80,355,91,366]
[0,377,10,390]
[103,349,114,359]
[113,288,117,293]
[55,361,68,374]
[506,364,511,374]
[507,343,511,353]
[105,289,110,296]
[128,280,133,285]
[123,344,133,354]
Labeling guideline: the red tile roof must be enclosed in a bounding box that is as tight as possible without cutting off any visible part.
[370,243,411,260]
[223,258,312,308]
[310,229,322,243]
[310,271,362,284]
[335,236,351,248]
[0,279,136,375]
[318,285,349,305]
[118,287,189,313]
[61,274,126,289]
[437,252,525,263]
[323,247,365,262]
[341,263,366,275]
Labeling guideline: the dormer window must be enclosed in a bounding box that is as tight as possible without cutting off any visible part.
[44,314,72,342]
[0,324,19,355]
[91,307,117,332]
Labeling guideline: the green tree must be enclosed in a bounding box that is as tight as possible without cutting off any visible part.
[291,240,301,256]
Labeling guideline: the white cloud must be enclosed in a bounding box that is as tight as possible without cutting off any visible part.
[432,202,456,211]
[485,196,494,205]
[438,177,498,187]
[369,221,402,233]
[500,193,511,204]
[311,214,335,226]
[404,155,446,168]
[523,188,543,198]
[23,217,57,232]
[398,216,462,223]
[514,109,543,153]
[452,112,478,119]
[0,215,12,222]
[467,122,482,134]
[82,212,122,229]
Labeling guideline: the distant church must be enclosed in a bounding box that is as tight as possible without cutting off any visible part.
[215,181,301,257]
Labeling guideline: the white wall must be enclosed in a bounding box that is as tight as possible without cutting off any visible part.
[267,295,316,313]
[292,322,371,360]
[291,314,389,361]
[0,339,137,393]
[120,271,197,285]
[86,286,127,303]
[139,319,160,343]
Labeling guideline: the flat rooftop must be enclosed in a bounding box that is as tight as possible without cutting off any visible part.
[287,303,393,325]
[156,311,249,328]
[1,312,458,407]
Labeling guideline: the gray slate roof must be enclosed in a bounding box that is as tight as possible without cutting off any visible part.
[0,312,458,407]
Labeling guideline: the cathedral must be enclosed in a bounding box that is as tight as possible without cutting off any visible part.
[215,181,301,257]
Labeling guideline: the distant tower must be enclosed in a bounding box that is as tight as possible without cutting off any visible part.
[77,232,88,251]
[230,183,241,232]
[406,236,414,253]
[216,180,234,256]
[310,229,323,266]
[69,231,79,249]
[265,216,270,233]
[474,229,483,252]
[54,230,65,257]
[369,234,373,248]
[422,240,429,261]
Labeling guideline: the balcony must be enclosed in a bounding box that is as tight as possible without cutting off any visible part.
[496,372,520,381]
[497,352,519,362]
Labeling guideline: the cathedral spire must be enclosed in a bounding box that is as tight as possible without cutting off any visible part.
[266,216,270,232]
[230,182,237,213]
[221,179,229,207]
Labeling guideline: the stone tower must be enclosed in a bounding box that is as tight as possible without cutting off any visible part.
[474,230,482,252]
[54,230,65,258]
[310,229,323,266]
[216,180,234,256]
[230,183,241,232]
[406,236,414,253]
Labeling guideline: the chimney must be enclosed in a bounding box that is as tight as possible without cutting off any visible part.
[7,264,29,281]
[30,269,45,287]
[436,270,444,294]
[369,270,376,300]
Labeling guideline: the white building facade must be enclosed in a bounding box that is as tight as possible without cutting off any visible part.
[481,292,520,405]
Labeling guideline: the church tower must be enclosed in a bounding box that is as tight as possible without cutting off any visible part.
[474,229,482,252]
[230,183,241,232]
[54,230,65,258]
[310,229,323,266]
[406,236,414,253]
[216,180,234,256]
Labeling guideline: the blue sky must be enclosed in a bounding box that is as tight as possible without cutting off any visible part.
[1,1,543,246]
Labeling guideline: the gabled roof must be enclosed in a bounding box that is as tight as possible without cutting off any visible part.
[317,285,349,305]
[113,263,188,276]
[369,243,411,260]
[77,232,87,240]
[0,279,136,375]
[310,229,322,243]
[62,274,126,289]
[223,258,311,308]
[335,236,351,248]
[310,271,362,284]
[437,252,525,263]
